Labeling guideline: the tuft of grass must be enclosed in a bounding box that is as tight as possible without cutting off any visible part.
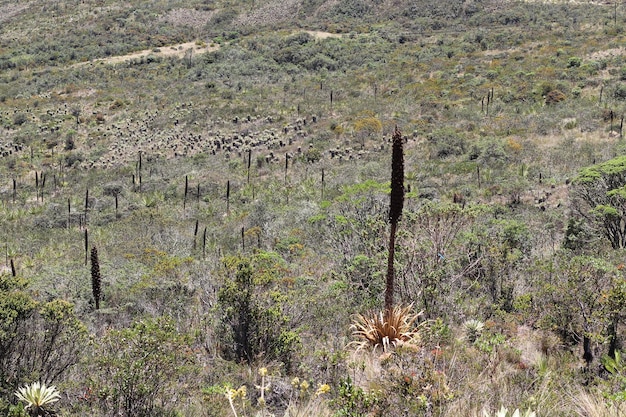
[349,304,422,353]
[284,389,333,417]
[570,388,624,417]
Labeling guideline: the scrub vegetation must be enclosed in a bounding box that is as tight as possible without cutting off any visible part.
[1,0,626,415]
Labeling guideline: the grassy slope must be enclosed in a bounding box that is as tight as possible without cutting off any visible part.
[1,0,626,416]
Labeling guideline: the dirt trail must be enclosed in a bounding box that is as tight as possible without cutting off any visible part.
[74,30,339,67]
[73,41,218,67]
[305,30,342,39]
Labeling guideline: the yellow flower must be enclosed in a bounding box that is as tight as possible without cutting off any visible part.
[315,384,331,396]
[237,385,247,399]
[291,377,300,387]
[225,387,238,400]
[259,367,268,377]
[300,380,310,392]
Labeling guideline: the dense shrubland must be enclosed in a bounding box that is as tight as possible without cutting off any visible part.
[1,0,626,416]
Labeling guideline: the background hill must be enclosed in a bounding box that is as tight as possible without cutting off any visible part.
[1,0,626,416]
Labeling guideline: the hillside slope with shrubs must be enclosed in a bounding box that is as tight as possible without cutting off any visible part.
[1,0,626,416]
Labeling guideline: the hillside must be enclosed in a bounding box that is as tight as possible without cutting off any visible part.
[1,0,626,416]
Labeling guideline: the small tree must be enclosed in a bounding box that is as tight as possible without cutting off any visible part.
[535,254,620,366]
[397,201,482,318]
[216,257,301,368]
[219,262,255,362]
[0,273,86,404]
[70,106,81,125]
[573,155,626,249]
[89,316,196,417]
[353,115,382,149]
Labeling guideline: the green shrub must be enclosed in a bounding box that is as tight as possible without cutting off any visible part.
[614,84,626,100]
[0,274,86,409]
[426,127,467,159]
[12,114,27,126]
[88,316,197,417]
[574,155,626,248]
[216,259,301,369]
[567,56,582,68]
[332,376,380,417]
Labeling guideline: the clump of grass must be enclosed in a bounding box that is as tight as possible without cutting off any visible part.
[283,399,333,417]
[570,388,623,417]
[349,304,422,353]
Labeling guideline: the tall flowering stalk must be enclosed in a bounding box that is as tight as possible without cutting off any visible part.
[385,127,404,315]
[350,127,422,352]
[91,246,101,310]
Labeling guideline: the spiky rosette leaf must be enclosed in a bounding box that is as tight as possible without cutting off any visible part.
[463,318,485,343]
[349,304,422,353]
[15,382,61,415]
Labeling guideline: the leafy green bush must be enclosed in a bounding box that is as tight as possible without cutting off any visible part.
[574,155,626,249]
[87,316,197,417]
[426,128,467,159]
[567,56,582,68]
[602,350,626,402]
[0,274,86,408]
[614,84,626,100]
[12,114,27,126]
[331,376,380,417]
[216,258,301,369]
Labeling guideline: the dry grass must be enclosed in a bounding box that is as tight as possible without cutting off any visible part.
[348,304,422,353]
[159,8,216,29]
[569,388,624,417]
[0,3,30,25]
[235,0,301,27]
[284,397,333,417]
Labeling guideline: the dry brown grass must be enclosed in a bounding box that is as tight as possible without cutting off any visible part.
[569,388,624,417]
[284,397,333,417]
[159,8,216,29]
[0,3,30,25]
[235,0,301,27]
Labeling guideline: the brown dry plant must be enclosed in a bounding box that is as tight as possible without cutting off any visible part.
[349,304,422,353]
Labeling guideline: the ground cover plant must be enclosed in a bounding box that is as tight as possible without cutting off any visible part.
[1,0,626,415]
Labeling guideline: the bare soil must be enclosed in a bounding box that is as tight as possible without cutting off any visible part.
[74,30,340,68]
[74,41,218,67]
